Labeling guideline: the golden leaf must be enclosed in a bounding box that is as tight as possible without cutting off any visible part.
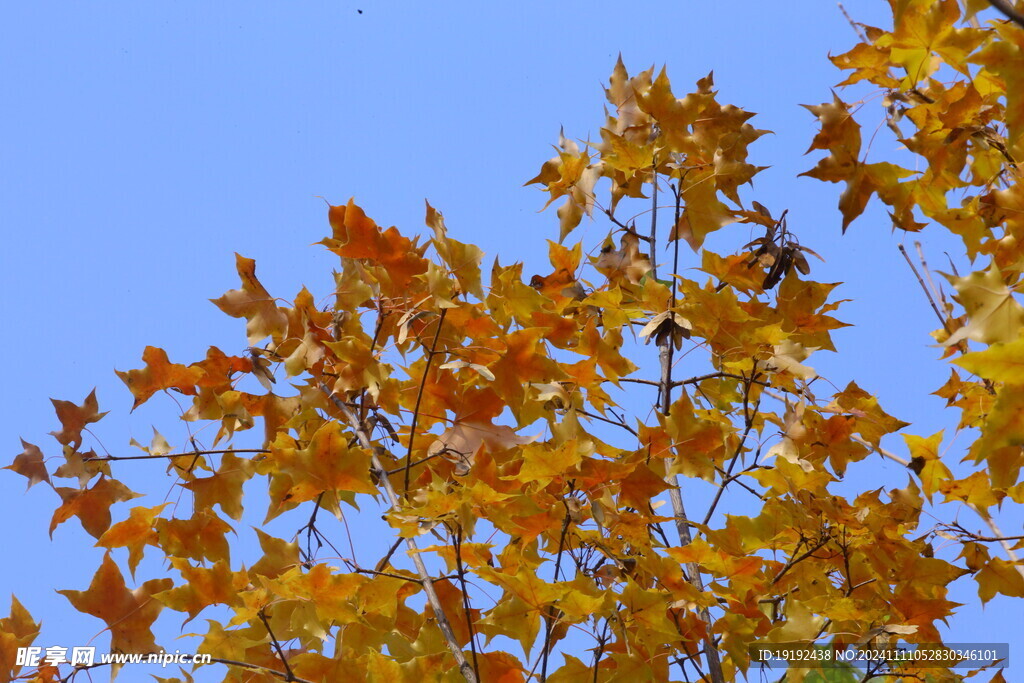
[943,262,1024,346]
[57,554,172,654]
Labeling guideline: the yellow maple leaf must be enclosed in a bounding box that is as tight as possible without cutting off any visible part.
[954,335,1024,382]
[943,262,1024,346]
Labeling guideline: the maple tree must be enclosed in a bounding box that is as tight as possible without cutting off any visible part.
[6,1,1024,682]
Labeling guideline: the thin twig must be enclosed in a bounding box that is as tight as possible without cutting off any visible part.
[947,527,1024,543]
[360,303,388,424]
[602,207,632,232]
[385,450,448,476]
[452,527,481,681]
[336,505,359,565]
[320,384,477,683]
[349,566,426,582]
[303,492,325,563]
[898,244,949,331]
[540,505,573,681]
[914,241,945,320]
[968,504,1024,580]
[576,407,639,437]
[840,527,854,596]
[404,309,448,494]
[650,155,659,280]
[592,621,610,683]
[851,434,910,466]
[617,377,662,388]
[771,536,832,586]
[715,465,766,499]
[701,374,760,526]
[375,538,404,573]
[84,448,268,462]
[208,658,316,683]
[838,1,870,42]
[611,373,778,390]
[258,608,297,682]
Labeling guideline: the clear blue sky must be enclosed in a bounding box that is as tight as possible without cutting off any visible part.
[1,1,1017,679]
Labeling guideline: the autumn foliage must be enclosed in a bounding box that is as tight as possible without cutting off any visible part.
[6,1,1024,682]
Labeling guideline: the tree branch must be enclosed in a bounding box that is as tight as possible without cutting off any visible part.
[258,607,298,682]
[540,505,573,681]
[385,450,448,476]
[897,244,949,332]
[987,0,1024,29]
[950,529,1024,542]
[452,526,481,681]
[617,377,662,388]
[209,658,316,683]
[576,407,639,437]
[771,536,832,586]
[968,504,1024,581]
[851,434,910,466]
[84,448,268,462]
[320,384,478,683]
[655,174,726,683]
[346,563,429,583]
[375,537,404,573]
[701,374,760,526]
[838,1,870,42]
[650,154,659,281]
[404,308,448,493]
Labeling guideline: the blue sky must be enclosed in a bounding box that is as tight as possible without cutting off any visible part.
[1,1,1017,679]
